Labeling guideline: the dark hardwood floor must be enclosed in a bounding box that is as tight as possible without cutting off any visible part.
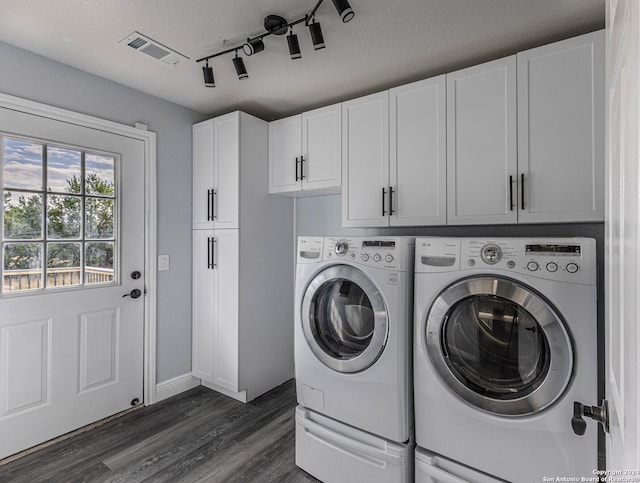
[0,379,320,482]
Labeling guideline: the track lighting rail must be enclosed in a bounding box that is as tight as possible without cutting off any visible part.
[197,0,354,85]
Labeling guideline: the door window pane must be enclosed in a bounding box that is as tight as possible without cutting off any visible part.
[2,138,43,190]
[85,242,114,284]
[47,146,82,193]
[1,135,118,294]
[3,242,43,292]
[3,191,43,239]
[47,242,81,287]
[47,195,82,239]
[85,198,114,239]
[85,154,115,196]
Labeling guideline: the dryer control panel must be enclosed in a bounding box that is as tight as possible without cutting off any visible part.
[415,237,596,285]
[322,236,413,271]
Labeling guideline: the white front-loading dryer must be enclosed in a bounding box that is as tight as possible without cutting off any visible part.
[295,236,414,443]
[413,237,599,483]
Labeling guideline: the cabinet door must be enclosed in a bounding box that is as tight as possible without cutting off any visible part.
[342,91,390,227]
[302,104,341,193]
[213,113,239,229]
[191,229,239,389]
[192,229,215,381]
[447,56,518,225]
[517,31,605,223]
[211,229,239,392]
[268,115,302,194]
[390,76,447,226]
[193,120,214,230]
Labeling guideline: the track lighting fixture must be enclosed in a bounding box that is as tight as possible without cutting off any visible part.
[233,52,248,80]
[196,0,355,87]
[308,20,325,50]
[242,38,265,56]
[287,28,302,60]
[202,60,215,87]
[332,0,354,23]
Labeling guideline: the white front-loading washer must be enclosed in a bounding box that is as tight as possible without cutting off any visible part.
[413,237,599,483]
[294,236,414,483]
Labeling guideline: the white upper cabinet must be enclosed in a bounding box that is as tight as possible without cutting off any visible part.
[390,75,447,226]
[192,119,215,230]
[342,91,390,227]
[268,114,301,194]
[268,104,341,196]
[192,113,240,229]
[447,56,518,225]
[517,30,605,223]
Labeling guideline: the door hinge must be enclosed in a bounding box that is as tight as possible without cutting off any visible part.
[572,400,609,435]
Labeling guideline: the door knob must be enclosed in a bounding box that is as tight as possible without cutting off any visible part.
[123,289,142,299]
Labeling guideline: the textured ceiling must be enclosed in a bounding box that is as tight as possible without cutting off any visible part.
[0,0,605,120]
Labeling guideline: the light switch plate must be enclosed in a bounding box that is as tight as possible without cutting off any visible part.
[158,254,170,271]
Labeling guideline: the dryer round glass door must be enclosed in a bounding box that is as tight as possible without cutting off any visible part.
[301,265,389,373]
[425,276,573,416]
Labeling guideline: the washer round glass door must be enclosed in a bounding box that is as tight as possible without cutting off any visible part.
[426,276,573,416]
[301,265,388,373]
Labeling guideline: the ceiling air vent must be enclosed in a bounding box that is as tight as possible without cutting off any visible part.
[119,31,189,66]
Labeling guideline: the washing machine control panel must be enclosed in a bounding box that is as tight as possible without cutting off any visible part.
[416,237,596,284]
[323,237,409,270]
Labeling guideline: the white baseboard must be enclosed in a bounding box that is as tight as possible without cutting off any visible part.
[201,380,248,403]
[155,373,200,402]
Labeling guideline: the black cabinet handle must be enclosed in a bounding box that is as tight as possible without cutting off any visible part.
[521,173,525,210]
[207,189,214,221]
[300,155,305,180]
[207,237,217,269]
[509,176,514,211]
[382,187,387,216]
[295,157,300,182]
[389,186,394,216]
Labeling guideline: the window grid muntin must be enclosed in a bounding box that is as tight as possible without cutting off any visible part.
[1,134,118,295]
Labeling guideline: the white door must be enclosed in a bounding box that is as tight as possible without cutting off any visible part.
[268,114,302,194]
[605,0,640,470]
[0,106,145,459]
[446,56,518,225]
[342,91,390,227]
[390,76,447,226]
[302,104,341,193]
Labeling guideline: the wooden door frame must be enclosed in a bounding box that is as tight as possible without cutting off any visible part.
[0,91,159,405]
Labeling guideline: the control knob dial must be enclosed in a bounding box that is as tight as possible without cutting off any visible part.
[334,241,349,256]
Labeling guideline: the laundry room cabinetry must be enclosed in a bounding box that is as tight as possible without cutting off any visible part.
[516,30,604,223]
[192,115,239,230]
[191,111,294,403]
[342,77,446,227]
[447,30,604,225]
[446,56,518,225]
[268,103,341,196]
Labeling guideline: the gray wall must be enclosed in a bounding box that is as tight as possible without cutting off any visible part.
[0,41,206,383]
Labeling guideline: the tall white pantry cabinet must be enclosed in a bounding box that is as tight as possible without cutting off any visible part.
[192,111,294,402]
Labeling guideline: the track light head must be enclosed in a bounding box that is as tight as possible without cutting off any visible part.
[287,30,302,60]
[202,61,215,88]
[233,54,248,80]
[309,21,325,50]
[331,0,355,22]
[242,38,265,56]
